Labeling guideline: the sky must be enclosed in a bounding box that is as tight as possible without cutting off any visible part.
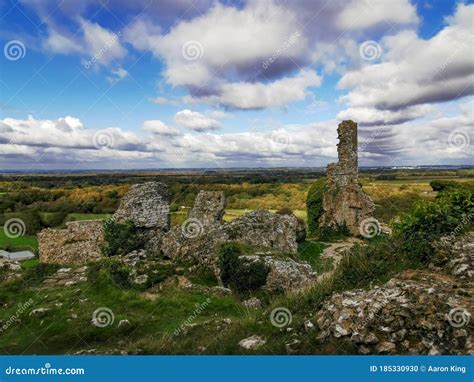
[0,0,473,171]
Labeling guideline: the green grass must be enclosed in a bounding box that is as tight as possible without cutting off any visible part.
[0,228,38,251]
[20,258,39,269]
[297,240,331,273]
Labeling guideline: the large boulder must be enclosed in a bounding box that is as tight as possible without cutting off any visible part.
[226,210,305,254]
[239,255,316,293]
[113,182,171,230]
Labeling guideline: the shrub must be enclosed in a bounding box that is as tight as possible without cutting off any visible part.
[87,259,132,289]
[102,219,143,257]
[430,180,474,193]
[219,242,269,293]
[394,188,473,262]
[306,178,326,237]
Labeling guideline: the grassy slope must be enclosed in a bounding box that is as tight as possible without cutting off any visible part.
[0,240,328,355]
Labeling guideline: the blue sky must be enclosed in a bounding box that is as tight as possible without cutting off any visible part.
[0,0,472,170]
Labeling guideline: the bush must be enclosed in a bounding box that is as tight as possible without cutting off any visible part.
[394,188,473,262]
[430,180,474,193]
[306,178,326,237]
[87,259,132,289]
[102,219,143,257]
[219,242,269,293]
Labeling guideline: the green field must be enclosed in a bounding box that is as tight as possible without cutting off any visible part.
[0,227,38,252]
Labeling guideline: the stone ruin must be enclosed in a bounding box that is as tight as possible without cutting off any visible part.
[38,220,104,265]
[319,120,374,236]
[113,182,171,229]
[38,182,306,274]
[188,191,225,228]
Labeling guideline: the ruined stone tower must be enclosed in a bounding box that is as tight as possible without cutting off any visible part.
[319,120,374,236]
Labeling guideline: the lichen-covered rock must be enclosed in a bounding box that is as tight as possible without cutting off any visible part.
[113,182,171,229]
[319,121,374,236]
[38,220,104,265]
[432,231,474,282]
[239,255,316,293]
[0,258,22,282]
[226,210,305,254]
[42,266,88,288]
[239,335,266,350]
[317,269,473,354]
[317,231,474,355]
[188,191,225,228]
[161,210,305,267]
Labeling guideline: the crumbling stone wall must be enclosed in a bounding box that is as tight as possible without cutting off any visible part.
[188,191,225,228]
[113,182,171,230]
[319,120,374,235]
[38,220,105,265]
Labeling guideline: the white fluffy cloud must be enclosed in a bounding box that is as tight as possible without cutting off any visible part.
[174,110,222,131]
[143,120,180,136]
[338,4,474,125]
[336,0,418,30]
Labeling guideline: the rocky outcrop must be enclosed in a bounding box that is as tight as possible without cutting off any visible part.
[226,210,305,254]
[188,191,225,228]
[319,121,374,236]
[317,232,474,355]
[42,266,88,288]
[113,182,171,230]
[239,255,316,293]
[161,210,306,265]
[38,220,105,265]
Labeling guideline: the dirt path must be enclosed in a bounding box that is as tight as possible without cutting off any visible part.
[316,237,362,282]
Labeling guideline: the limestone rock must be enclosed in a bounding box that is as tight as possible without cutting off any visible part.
[161,209,305,272]
[239,255,316,293]
[243,297,262,309]
[42,265,89,288]
[113,182,171,229]
[238,335,266,350]
[317,268,473,355]
[38,220,104,265]
[226,210,305,254]
[188,191,225,228]
[319,121,374,236]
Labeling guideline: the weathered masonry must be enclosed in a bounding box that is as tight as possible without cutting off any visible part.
[319,120,374,235]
